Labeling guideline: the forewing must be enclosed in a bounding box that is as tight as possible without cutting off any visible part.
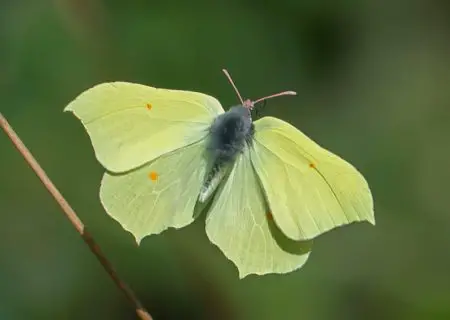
[65,82,224,172]
[251,116,374,241]
[205,145,312,278]
[100,140,208,243]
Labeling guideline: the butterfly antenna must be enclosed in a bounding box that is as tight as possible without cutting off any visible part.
[222,69,244,105]
[253,91,297,105]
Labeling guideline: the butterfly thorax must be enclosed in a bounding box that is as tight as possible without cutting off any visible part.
[199,106,254,202]
[207,106,254,162]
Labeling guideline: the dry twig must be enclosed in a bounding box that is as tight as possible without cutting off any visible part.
[1,112,153,320]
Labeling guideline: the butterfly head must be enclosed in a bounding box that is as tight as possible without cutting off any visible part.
[222,69,297,115]
[242,99,255,111]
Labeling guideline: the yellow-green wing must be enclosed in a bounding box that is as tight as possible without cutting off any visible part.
[65,82,224,173]
[251,116,374,241]
[100,140,208,243]
[205,145,312,278]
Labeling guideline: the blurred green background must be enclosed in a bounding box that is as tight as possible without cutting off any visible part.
[2,0,450,319]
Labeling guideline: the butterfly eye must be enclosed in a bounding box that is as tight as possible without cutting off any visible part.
[309,163,316,169]
[146,103,152,110]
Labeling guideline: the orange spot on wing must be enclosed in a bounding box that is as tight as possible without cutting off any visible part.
[146,103,152,110]
[266,212,273,221]
[148,171,158,181]
[309,163,316,168]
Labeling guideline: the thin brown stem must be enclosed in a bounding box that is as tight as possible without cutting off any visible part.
[0,112,153,320]
[222,69,244,105]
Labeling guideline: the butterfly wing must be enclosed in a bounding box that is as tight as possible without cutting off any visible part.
[205,145,312,278]
[250,116,374,241]
[65,82,224,172]
[100,140,208,243]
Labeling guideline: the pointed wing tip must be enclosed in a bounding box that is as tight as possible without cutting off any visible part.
[280,215,375,241]
[62,82,116,114]
[237,270,274,279]
[135,236,144,246]
[237,269,259,279]
[361,206,376,225]
[348,214,376,228]
[63,105,73,113]
[237,265,308,279]
[63,104,82,119]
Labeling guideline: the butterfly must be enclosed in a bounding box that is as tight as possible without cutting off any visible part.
[65,69,374,278]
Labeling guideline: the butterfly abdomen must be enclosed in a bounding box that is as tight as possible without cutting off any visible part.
[199,106,254,202]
